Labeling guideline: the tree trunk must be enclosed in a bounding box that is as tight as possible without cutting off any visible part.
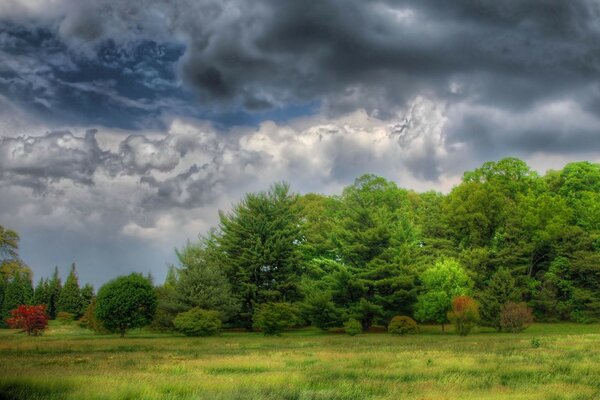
[441,322,445,332]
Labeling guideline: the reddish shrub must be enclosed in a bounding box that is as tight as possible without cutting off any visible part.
[500,302,534,332]
[448,295,480,336]
[7,305,49,336]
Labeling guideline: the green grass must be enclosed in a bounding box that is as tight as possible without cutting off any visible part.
[1,322,600,399]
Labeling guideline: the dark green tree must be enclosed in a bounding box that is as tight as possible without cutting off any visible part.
[80,283,94,316]
[478,268,521,330]
[57,264,82,317]
[47,266,62,319]
[218,182,304,329]
[95,273,157,337]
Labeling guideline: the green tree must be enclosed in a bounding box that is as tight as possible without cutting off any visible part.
[47,267,62,319]
[252,302,300,336]
[415,259,472,331]
[218,182,304,329]
[80,283,94,316]
[33,278,51,308]
[175,238,240,322]
[95,273,157,337]
[57,264,82,317]
[478,268,521,330]
[1,271,33,323]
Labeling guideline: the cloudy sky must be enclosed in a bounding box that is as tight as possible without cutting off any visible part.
[1,0,600,287]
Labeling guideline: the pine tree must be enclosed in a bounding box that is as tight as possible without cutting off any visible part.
[80,283,94,316]
[2,271,31,322]
[57,263,82,317]
[478,268,521,330]
[33,278,51,307]
[47,266,62,319]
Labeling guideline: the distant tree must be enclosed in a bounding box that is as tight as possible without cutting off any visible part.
[448,295,480,336]
[57,264,82,317]
[47,267,62,319]
[79,283,94,316]
[1,271,33,324]
[7,304,49,336]
[78,298,106,333]
[478,268,521,330]
[415,259,472,331]
[33,278,51,308]
[95,274,157,337]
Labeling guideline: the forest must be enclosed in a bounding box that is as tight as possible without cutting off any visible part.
[2,157,600,335]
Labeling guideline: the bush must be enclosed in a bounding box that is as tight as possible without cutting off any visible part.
[387,316,419,335]
[7,305,49,336]
[500,302,534,332]
[252,302,300,336]
[173,308,222,336]
[448,295,479,336]
[56,312,74,324]
[95,274,157,337]
[343,319,362,336]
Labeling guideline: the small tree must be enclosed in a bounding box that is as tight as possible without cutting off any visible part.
[78,298,106,333]
[7,304,49,336]
[173,308,222,336]
[95,274,157,337]
[448,296,480,336]
[500,302,534,332]
[252,302,300,336]
[388,316,419,335]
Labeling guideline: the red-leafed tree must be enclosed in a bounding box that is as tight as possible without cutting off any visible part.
[7,304,49,336]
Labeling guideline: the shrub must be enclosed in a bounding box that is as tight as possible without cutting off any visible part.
[448,295,479,336]
[95,274,157,337]
[387,316,419,335]
[343,319,362,336]
[500,302,534,332]
[531,338,541,348]
[252,302,300,336]
[7,305,49,336]
[56,312,74,324]
[173,308,222,336]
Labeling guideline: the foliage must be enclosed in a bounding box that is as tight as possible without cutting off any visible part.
[1,271,33,325]
[448,296,480,336]
[387,315,419,335]
[78,298,106,333]
[252,302,300,336]
[47,267,62,320]
[7,304,49,335]
[478,268,521,330]
[79,284,94,316]
[57,264,82,317]
[173,308,222,336]
[500,302,534,332]
[95,274,157,337]
[56,312,74,324]
[219,182,304,329]
[415,259,472,331]
[175,237,240,322]
[343,318,363,336]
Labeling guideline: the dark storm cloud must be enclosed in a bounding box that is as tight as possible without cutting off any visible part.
[4,0,600,118]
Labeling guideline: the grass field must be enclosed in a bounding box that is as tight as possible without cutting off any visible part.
[1,322,600,400]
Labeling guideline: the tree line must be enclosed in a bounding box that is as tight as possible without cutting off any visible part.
[2,157,600,335]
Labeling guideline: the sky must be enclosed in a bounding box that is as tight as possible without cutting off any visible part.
[1,0,600,287]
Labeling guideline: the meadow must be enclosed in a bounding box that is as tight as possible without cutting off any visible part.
[1,323,600,400]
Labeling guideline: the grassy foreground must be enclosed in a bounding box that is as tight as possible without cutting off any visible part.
[1,323,600,400]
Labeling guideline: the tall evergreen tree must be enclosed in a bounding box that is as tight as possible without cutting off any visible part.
[218,182,304,329]
[2,271,33,323]
[57,263,82,317]
[47,266,62,319]
[80,283,94,316]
